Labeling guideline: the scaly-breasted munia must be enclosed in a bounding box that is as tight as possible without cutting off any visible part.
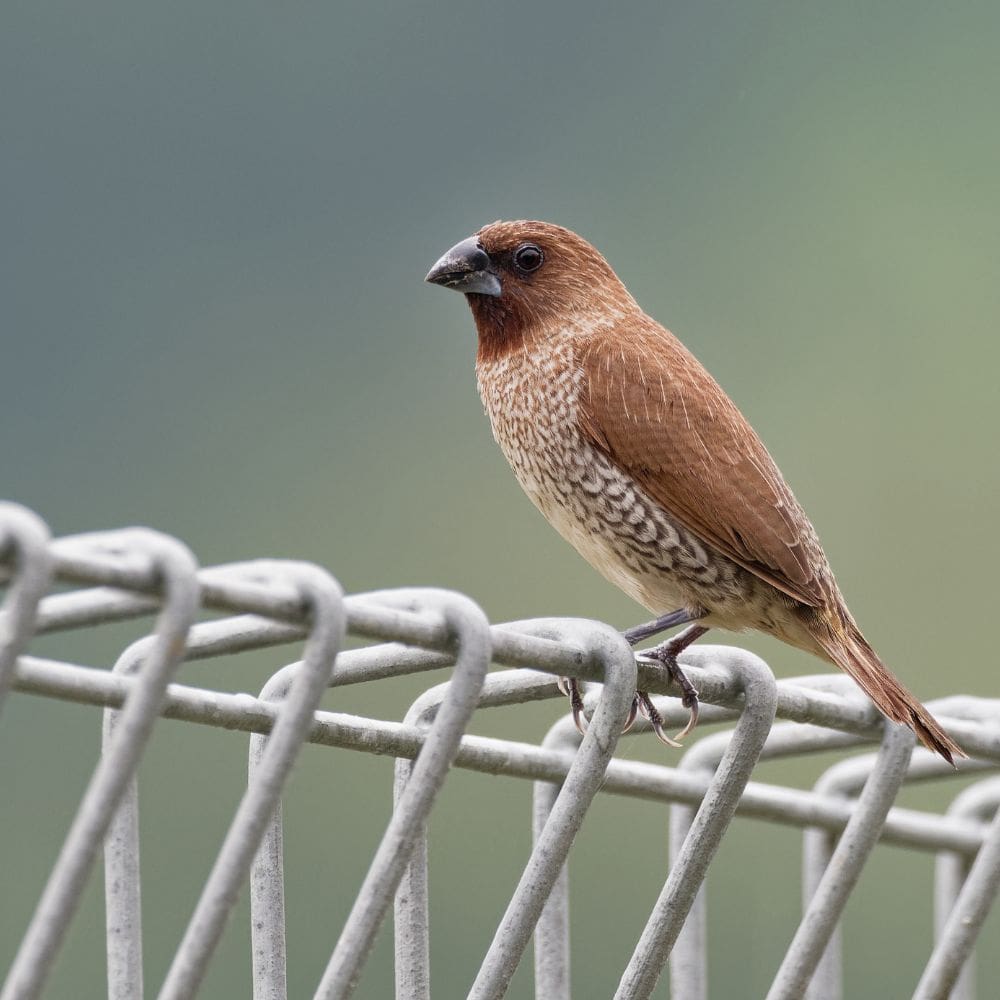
[426,220,962,763]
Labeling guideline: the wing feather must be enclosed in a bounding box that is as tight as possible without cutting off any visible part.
[577,317,828,607]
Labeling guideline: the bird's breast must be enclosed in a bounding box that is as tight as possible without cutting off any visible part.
[476,342,583,509]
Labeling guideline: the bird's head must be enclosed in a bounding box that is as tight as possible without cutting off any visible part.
[425,220,637,359]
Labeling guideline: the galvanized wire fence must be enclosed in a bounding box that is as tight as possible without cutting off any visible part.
[0,500,998,999]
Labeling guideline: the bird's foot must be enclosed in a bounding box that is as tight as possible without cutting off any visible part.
[557,676,588,735]
[634,640,702,744]
[557,678,665,741]
[622,616,707,745]
[560,618,704,742]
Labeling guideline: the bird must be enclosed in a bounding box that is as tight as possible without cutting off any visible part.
[425,220,963,764]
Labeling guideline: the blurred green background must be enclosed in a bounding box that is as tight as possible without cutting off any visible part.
[3,1,998,996]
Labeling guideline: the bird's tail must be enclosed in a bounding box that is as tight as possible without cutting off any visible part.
[808,611,965,765]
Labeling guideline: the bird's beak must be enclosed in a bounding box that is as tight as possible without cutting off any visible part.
[425,236,501,297]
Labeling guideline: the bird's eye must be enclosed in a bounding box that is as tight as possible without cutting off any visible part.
[513,243,544,273]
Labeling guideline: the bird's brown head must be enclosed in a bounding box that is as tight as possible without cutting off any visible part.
[425,220,637,360]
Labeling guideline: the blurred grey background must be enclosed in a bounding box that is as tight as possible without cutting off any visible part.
[2,1,998,996]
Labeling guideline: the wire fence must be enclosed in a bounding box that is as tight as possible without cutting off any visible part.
[0,500,998,998]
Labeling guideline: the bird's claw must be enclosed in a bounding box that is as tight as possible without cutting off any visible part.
[635,690,684,747]
[673,696,699,742]
[558,677,589,735]
[622,695,640,734]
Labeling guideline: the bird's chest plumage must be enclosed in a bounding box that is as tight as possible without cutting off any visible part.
[475,340,750,616]
[476,343,585,514]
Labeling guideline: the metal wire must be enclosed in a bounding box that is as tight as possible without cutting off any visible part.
[1,505,998,999]
[0,503,52,715]
[469,620,636,1000]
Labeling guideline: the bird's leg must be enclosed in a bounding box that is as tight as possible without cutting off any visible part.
[622,608,697,645]
[623,610,707,745]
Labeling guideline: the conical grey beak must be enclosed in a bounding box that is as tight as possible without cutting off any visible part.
[425,236,502,297]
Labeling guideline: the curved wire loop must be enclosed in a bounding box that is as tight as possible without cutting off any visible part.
[2,529,200,1000]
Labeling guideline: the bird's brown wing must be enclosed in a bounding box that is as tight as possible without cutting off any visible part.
[576,317,828,607]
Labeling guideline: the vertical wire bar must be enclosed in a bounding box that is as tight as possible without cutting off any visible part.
[247,660,338,1000]
[615,649,778,1000]
[800,756,867,1000]
[930,778,1000,1000]
[766,724,915,1000]
[532,780,571,1000]
[99,615,305,1000]
[391,788,430,1000]
[468,622,636,1000]
[314,591,492,999]
[667,806,707,1000]
[668,722,861,1000]
[390,685,444,1000]
[801,746,991,1000]
[934,851,973,1000]
[531,719,581,1000]
[801,829,841,1000]
[103,757,144,1000]
[158,563,345,1000]
[915,801,1000,998]
[0,503,52,714]
[247,615,392,999]
[529,685,739,1000]
[249,742,288,1000]
[392,667,561,1000]
[247,640,462,1000]
[103,639,160,1000]
[1,531,200,1000]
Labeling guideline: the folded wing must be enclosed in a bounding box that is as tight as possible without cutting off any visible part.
[576,316,830,608]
